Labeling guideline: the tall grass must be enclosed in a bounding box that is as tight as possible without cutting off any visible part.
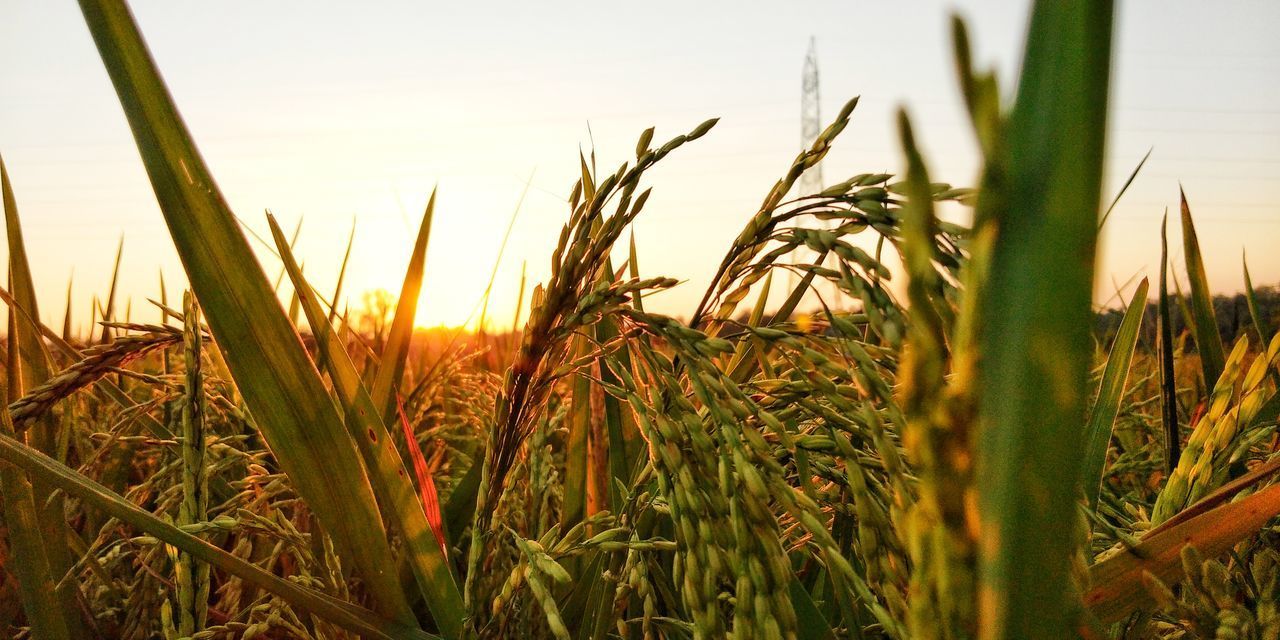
[1,0,1278,639]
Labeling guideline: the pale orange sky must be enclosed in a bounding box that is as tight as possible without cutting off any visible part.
[2,1,1277,332]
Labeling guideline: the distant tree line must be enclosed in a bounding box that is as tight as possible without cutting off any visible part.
[1094,282,1279,347]
[721,282,1278,352]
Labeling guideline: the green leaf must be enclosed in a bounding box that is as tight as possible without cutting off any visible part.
[579,149,595,201]
[1158,214,1180,474]
[272,217,304,292]
[1179,188,1226,387]
[62,275,74,341]
[975,0,1115,637]
[315,220,355,377]
[76,0,416,623]
[559,331,593,529]
[444,460,482,546]
[1082,278,1149,509]
[628,231,643,312]
[287,261,303,325]
[511,261,528,334]
[790,577,835,640]
[0,321,73,640]
[1243,252,1271,346]
[371,190,435,422]
[2,156,89,635]
[595,313,638,512]
[268,214,464,638]
[1,156,55,398]
[330,219,356,328]
[99,235,124,342]
[1097,148,1150,229]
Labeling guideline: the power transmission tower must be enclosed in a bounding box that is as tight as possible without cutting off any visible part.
[798,38,838,308]
[799,37,823,196]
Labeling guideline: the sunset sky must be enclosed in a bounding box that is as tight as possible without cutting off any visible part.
[2,1,1278,331]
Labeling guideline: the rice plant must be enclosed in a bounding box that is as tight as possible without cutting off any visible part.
[1,0,1278,639]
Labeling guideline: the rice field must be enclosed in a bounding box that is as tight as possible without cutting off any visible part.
[1,1,1278,639]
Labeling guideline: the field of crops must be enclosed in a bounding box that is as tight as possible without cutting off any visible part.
[2,1,1278,639]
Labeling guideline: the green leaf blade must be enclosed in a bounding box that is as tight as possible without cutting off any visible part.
[1179,189,1226,387]
[1082,278,1149,509]
[975,0,1116,637]
[76,0,416,624]
[268,215,464,638]
[2,157,90,635]
[371,191,435,422]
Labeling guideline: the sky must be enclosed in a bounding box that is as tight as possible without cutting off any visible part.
[2,1,1278,332]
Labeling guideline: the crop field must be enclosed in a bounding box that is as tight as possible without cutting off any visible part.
[1,1,1278,639]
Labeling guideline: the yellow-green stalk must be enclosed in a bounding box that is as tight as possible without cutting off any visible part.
[176,291,210,634]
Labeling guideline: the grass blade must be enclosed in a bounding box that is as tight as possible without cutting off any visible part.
[975,0,1114,637]
[790,577,835,640]
[595,313,638,511]
[0,456,70,640]
[1097,148,1150,229]
[1179,188,1226,387]
[2,155,89,634]
[313,221,355,377]
[560,332,593,529]
[396,397,448,558]
[1243,251,1271,346]
[76,0,416,623]
[444,459,482,547]
[99,236,124,343]
[272,216,303,292]
[267,214,464,637]
[1158,214,1180,474]
[628,231,643,312]
[62,275,74,341]
[287,262,303,325]
[512,260,528,334]
[371,190,435,422]
[329,218,356,327]
[477,179,528,334]
[1,156,56,436]
[1082,278,1149,509]
[0,316,72,640]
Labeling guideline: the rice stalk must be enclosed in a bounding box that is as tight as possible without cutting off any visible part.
[174,291,211,636]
